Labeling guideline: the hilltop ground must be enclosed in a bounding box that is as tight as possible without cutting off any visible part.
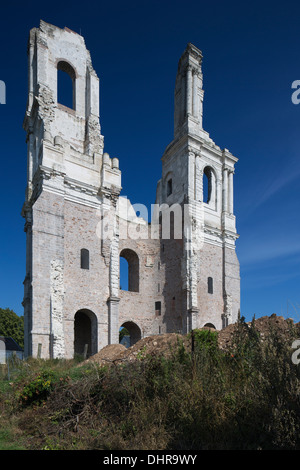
[1,313,300,450]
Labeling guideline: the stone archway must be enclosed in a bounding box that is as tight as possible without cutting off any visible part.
[203,322,216,329]
[119,321,141,347]
[74,309,97,358]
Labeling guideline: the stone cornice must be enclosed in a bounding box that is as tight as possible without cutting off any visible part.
[222,148,238,164]
[222,229,240,241]
[203,225,239,243]
[204,226,222,239]
[40,165,66,179]
[163,131,224,163]
[64,176,99,196]
[27,164,104,206]
[186,43,203,61]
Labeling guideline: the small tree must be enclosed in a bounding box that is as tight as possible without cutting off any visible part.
[119,327,130,343]
[0,308,24,349]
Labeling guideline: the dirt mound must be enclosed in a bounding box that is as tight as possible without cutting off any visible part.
[114,333,190,364]
[86,333,189,367]
[86,315,300,366]
[86,343,127,366]
[217,314,300,350]
[252,314,298,336]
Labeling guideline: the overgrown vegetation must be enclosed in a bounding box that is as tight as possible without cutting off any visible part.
[1,318,300,450]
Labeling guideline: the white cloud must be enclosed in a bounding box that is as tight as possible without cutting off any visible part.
[238,237,300,266]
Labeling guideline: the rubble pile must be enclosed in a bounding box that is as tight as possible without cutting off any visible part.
[86,315,300,366]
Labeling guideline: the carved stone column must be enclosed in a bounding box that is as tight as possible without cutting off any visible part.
[223,292,233,328]
[222,166,229,212]
[107,193,120,344]
[108,297,120,344]
[194,154,202,202]
[192,69,198,118]
[228,170,234,214]
[199,87,204,128]
[50,259,65,358]
[186,65,193,116]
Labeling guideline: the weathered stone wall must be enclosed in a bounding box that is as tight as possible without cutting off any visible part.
[223,245,240,326]
[63,199,110,357]
[30,188,64,358]
[119,230,162,337]
[118,219,185,338]
[196,242,224,330]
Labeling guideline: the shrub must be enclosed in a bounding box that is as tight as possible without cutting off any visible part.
[17,369,68,407]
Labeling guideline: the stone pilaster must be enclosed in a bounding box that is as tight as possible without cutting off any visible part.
[108,297,120,344]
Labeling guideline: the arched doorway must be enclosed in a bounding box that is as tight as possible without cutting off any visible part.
[203,323,216,329]
[119,321,141,347]
[74,309,97,358]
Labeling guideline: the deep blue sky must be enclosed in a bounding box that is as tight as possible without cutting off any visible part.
[1,0,300,322]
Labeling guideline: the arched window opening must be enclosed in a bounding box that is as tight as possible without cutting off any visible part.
[74,309,97,357]
[80,248,89,270]
[208,276,213,294]
[57,60,76,110]
[203,167,212,204]
[119,321,141,347]
[204,323,216,329]
[120,248,139,292]
[120,256,129,290]
[167,178,173,197]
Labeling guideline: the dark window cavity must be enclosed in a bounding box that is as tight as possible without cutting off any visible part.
[81,249,90,270]
[208,276,213,294]
[167,178,173,197]
[203,167,212,204]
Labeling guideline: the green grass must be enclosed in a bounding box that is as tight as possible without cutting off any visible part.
[0,426,25,450]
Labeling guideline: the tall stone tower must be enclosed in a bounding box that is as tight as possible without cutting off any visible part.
[22,21,121,358]
[155,43,240,332]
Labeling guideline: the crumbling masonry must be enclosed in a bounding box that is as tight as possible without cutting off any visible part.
[22,20,240,359]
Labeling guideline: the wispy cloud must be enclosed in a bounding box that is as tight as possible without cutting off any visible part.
[242,269,300,290]
[238,237,300,266]
[254,169,300,208]
[238,154,300,216]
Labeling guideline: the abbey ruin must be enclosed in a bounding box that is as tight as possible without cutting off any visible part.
[21,20,240,359]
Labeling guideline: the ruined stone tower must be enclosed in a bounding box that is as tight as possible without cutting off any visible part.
[22,21,240,359]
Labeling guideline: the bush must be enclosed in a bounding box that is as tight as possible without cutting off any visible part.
[17,370,56,407]
[15,368,70,408]
[0,308,24,349]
